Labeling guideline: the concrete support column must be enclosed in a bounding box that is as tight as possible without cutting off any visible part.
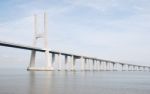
[111,63,113,71]
[51,53,55,69]
[85,59,87,71]
[100,61,103,70]
[141,67,143,71]
[95,60,98,70]
[129,65,131,71]
[135,66,137,71]
[112,63,115,71]
[108,63,111,71]
[92,59,95,71]
[88,59,90,71]
[80,57,85,70]
[29,50,36,69]
[89,59,91,70]
[107,62,111,71]
[109,62,111,71]
[128,65,130,71]
[136,66,138,71]
[64,55,68,70]
[96,60,98,70]
[95,60,99,71]
[132,66,134,71]
[137,66,139,71]
[107,62,110,71]
[98,60,101,71]
[110,63,112,71]
[108,63,110,70]
[115,63,118,71]
[138,66,140,71]
[116,63,119,71]
[71,56,75,71]
[111,63,113,70]
[45,50,51,69]
[121,64,124,71]
[134,66,136,71]
[125,65,128,71]
[130,65,132,71]
[106,62,108,71]
[57,53,61,71]
[104,62,106,70]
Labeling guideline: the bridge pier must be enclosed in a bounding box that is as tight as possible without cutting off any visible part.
[96,60,99,71]
[107,62,110,71]
[88,59,91,71]
[121,64,124,71]
[51,53,55,69]
[57,53,61,71]
[130,65,133,71]
[114,63,118,71]
[64,55,68,70]
[96,60,100,71]
[96,60,98,70]
[112,63,115,71]
[108,62,112,71]
[134,66,136,71]
[128,65,130,71]
[92,59,95,71]
[105,62,108,71]
[27,13,54,71]
[101,61,104,71]
[80,57,84,70]
[27,50,36,70]
[70,56,75,71]
[138,66,141,71]
[98,60,101,71]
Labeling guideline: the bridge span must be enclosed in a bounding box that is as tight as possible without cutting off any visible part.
[0,40,149,71]
[0,13,149,71]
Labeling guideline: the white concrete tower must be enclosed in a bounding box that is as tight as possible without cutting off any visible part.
[27,12,53,70]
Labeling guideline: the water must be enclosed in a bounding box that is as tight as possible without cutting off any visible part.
[0,68,150,94]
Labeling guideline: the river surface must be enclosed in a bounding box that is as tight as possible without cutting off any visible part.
[0,68,150,94]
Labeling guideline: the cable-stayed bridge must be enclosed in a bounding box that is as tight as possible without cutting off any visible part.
[0,40,149,71]
[0,13,149,71]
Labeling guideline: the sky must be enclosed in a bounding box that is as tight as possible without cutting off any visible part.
[0,0,150,68]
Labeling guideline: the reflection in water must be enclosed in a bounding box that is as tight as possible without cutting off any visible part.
[27,71,150,94]
[28,71,54,94]
[1,69,149,94]
[29,71,35,94]
[28,71,89,94]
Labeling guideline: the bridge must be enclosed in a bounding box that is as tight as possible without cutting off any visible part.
[0,13,149,71]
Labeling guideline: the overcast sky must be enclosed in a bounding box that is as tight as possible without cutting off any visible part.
[0,0,150,68]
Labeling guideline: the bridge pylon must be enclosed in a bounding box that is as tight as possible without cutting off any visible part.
[27,12,53,71]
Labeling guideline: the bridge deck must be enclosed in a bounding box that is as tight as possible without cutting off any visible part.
[0,41,148,67]
[0,41,45,52]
